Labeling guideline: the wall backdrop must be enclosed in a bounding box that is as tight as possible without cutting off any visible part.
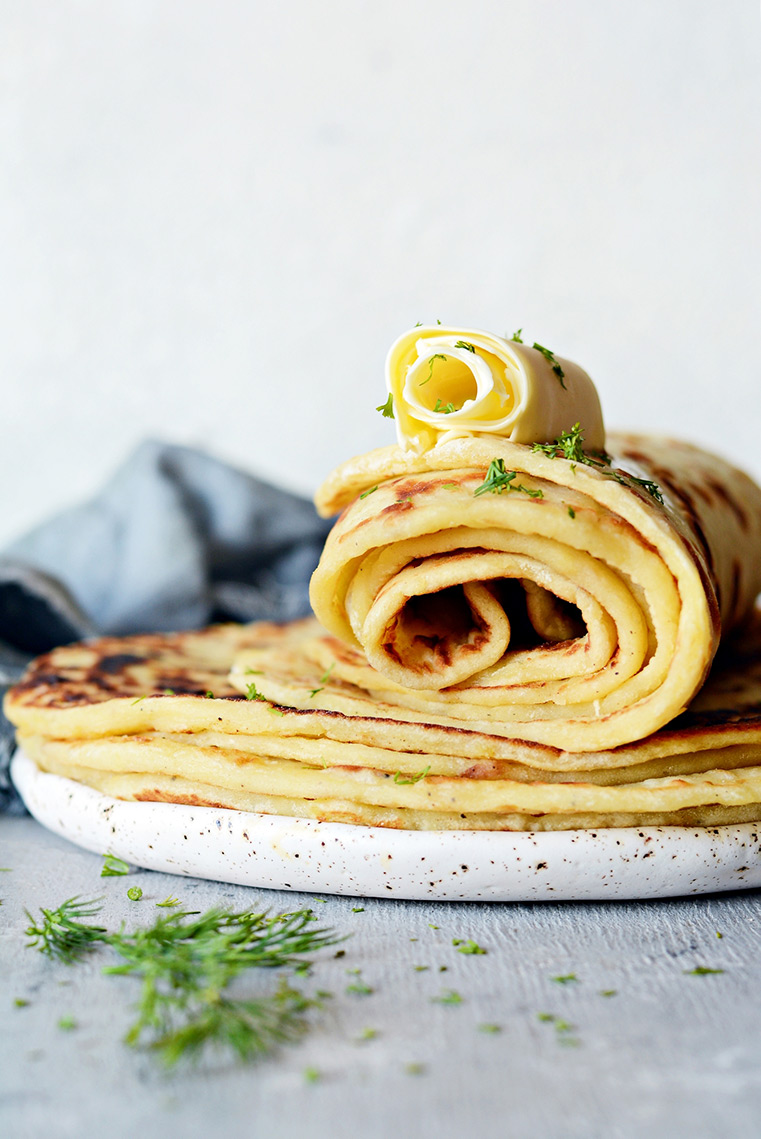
[1,0,759,543]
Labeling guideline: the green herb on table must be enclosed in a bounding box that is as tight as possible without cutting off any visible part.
[246,682,267,702]
[454,340,476,353]
[359,485,378,499]
[432,989,463,1006]
[419,353,449,386]
[376,394,394,418]
[716,931,723,939]
[478,1023,501,1034]
[684,966,725,976]
[58,1016,77,1031]
[393,765,431,786]
[345,969,373,996]
[474,459,544,499]
[101,853,129,878]
[357,1027,378,1042]
[414,965,430,972]
[14,998,30,1008]
[405,1062,426,1076]
[531,342,566,388]
[453,939,487,956]
[428,923,439,930]
[351,907,365,913]
[127,887,143,902]
[156,897,181,908]
[303,1066,321,1083]
[551,974,578,985]
[599,989,617,998]
[26,896,341,1066]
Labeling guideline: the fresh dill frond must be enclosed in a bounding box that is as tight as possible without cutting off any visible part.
[156,897,181,908]
[246,682,267,702]
[359,485,378,499]
[510,329,523,343]
[474,459,544,499]
[101,853,130,877]
[24,896,108,964]
[532,342,566,388]
[453,340,476,353]
[684,966,725,976]
[419,353,449,386]
[393,765,431,786]
[532,424,664,503]
[551,973,578,984]
[376,394,394,418]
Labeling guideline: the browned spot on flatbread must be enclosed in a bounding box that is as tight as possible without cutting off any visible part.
[134,789,231,809]
[706,477,750,532]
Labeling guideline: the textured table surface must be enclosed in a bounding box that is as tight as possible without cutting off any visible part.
[2,815,761,1139]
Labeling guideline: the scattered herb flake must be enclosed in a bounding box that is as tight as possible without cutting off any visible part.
[474,459,544,499]
[455,939,487,956]
[432,989,462,1006]
[246,682,267,702]
[684,966,725,976]
[127,887,143,902]
[567,506,576,519]
[716,931,723,939]
[393,765,431,786]
[478,1023,502,1034]
[599,989,617,998]
[156,897,181,908]
[376,394,394,419]
[532,341,566,388]
[14,998,30,1008]
[552,974,578,985]
[101,853,129,878]
[351,907,365,913]
[405,1062,426,1076]
[359,485,378,500]
[303,1067,321,1084]
[358,1027,378,1042]
[454,340,476,353]
[414,965,430,972]
[205,691,215,699]
[433,398,458,414]
[419,353,449,386]
[58,1016,77,1031]
[510,329,523,343]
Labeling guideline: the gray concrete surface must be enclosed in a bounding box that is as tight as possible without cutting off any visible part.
[2,814,761,1139]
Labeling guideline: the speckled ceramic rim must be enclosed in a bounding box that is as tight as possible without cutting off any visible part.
[11,748,761,901]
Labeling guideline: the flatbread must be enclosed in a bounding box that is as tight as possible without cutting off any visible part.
[309,433,761,750]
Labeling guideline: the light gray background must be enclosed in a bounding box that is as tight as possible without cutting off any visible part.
[1,0,759,543]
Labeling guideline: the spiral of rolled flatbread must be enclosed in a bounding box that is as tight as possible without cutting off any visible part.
[309,432,761,751]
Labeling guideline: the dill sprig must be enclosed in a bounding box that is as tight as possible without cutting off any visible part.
[419,353,448,386]
[101,853,130,877]
[25,896,108,963]
[376,394,394,418]
[532,424,664,504]
[25,898,343,1066]
[531,342,566,388]
[393,765,431,786]
[474,459,544,499]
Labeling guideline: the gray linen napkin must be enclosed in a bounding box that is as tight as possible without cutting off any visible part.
[0,440,331,812]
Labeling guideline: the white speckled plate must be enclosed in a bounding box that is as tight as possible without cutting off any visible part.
[11,748,761,901]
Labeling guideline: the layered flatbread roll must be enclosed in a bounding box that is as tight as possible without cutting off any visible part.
[8,614,761,830]
[309,326,761,752]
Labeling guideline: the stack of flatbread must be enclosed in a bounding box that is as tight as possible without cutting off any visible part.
[9,329,761,831]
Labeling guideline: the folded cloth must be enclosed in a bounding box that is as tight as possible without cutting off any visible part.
[0,441,330,811]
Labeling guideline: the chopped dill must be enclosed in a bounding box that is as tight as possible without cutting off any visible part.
[246,682,267,702]
[454,340,476,353]
[532,342,566,388]
[376,394,394,419]
[419,353,449,386]
[474,459,543,499]
[359,485,378,499]
[101,853,129,878]
[393,765,431,786]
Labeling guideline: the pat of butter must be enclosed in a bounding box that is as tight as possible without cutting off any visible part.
[385,326,605,454]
